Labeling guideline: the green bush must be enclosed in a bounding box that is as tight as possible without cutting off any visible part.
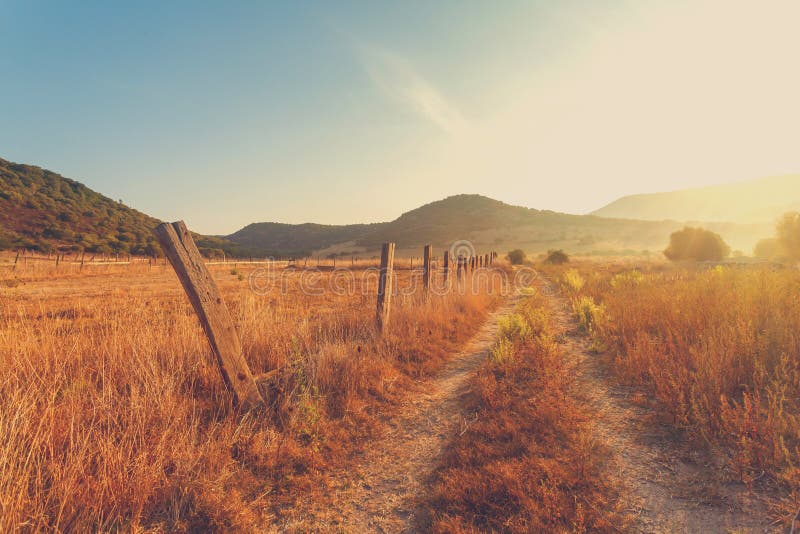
[777,212,800,259]
[753,237,784,260]
[663,227,730,261]
[545,249,569,264]
[506,249,526,265]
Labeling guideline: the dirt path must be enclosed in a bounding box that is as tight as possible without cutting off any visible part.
[544,283,780,533]
[279,295,521,533]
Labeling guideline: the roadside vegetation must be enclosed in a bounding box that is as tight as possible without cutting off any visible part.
[543,260,799,522]
[423,287,630,533]
[0,260,504,530]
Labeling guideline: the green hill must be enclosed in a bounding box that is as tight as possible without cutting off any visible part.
[227,222,387,258]
[1,156,775,259]
[592,175,800,224]
[0,157,237,256]
[227,194,771,257]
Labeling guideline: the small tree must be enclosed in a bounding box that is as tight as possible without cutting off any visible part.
[776,212,800,260]
[545,249,569,264]
[663,227,730,262]
[506,249,526,265]
[753,237,784,260]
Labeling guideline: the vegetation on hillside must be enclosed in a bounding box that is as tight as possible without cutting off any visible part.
[0,158,242,257]
[0,158,162,254]
[0,157,773,257]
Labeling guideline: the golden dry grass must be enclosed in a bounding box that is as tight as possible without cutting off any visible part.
[546,260,800,522]
[423,288,631,533]
[0,256,504,530]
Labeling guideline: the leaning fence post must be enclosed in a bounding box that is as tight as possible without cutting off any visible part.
[153,221,265,409]
[376,242,395,331]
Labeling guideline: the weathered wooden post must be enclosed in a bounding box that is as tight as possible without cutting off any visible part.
[376,242,395,331]
[55,254,60,268]
[423,244,432,292]
[443,251,450,285]
[457,255,464,281]
[153,221,265,409]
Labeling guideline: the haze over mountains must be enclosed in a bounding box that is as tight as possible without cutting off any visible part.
[0,157,792,257]
[593,175,800,224]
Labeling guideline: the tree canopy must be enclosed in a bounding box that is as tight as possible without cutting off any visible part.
[664,227,730,262]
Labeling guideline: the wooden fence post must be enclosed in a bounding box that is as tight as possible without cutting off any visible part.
[423,245,432,292]
[443,251,450,285]
[153,221,265,409]
[376,242,395,331]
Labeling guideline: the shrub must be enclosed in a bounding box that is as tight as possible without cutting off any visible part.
[663,226,730,261]
[572,296,604,333]
[506,249,526,265]
[544,249,569,264]
[753,237,784,260]
[497,313,531,342]
[562,269,585,293]
[776,212,800,259]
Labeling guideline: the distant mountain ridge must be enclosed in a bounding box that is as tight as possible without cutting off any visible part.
[0,156,776,258]
[227,194,770,257]
[592,175,800,224]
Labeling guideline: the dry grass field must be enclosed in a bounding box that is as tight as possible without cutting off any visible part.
[422,288,631,532]
[3,252,797,531]
[0,255,505,530]
[544,259,799,525]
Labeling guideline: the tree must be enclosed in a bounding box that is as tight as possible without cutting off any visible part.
[663,227,730,262]
[776,212,800,259]
[753,237,784,260]
[545,249,569,264]
[506,249,526,265]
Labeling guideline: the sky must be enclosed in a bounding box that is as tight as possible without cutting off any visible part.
[1,0,799,234]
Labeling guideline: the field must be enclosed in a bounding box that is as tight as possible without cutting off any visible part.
[544,260,798,524]
[0,254,505,530]
[1,252,797,531]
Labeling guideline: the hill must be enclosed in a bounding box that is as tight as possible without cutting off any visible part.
[226,194,771,257]
[1,156,774,258]
[227,222,387,258]
[592,175,800,224]
[0,157,236,256]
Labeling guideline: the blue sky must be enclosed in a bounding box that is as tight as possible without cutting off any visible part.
[2,1,798,233]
